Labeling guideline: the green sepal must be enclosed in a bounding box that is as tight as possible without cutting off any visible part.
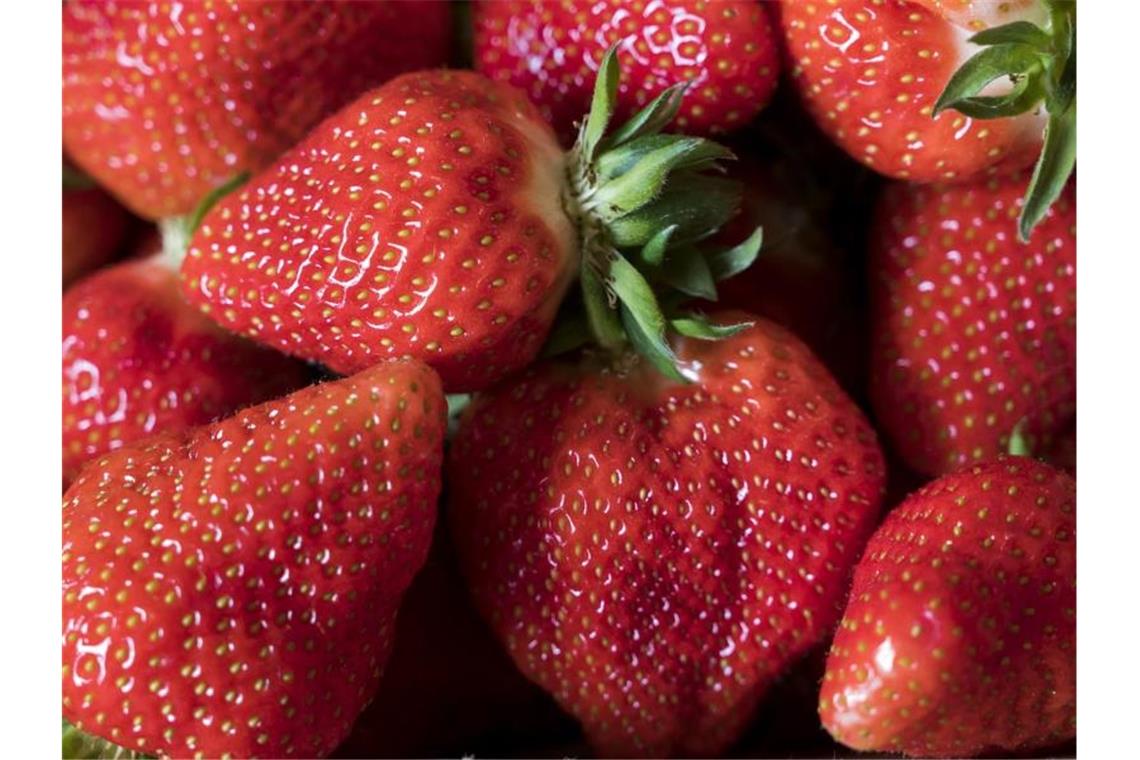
[594,135,733,189]
[1019,101,1076,241]
[969,20,1052,49]
[933,43,1043,118]
[581,263,626,350]
[187,171,250,233]
[1007,419,1033,457]
[636,224,677,268]
[660,246,717,301]
[541,305,593,358]
[610,253,685,382]
[159,171,251,268]
[599,83,686,151]
[620,303,685,382]
[942,76,1043,120]
[671,313,754,340]
[708,226,763,282]
[62,721,149,759]
[589,138,709,219]
[62,163,96,191]
[607,174,741,247]
[579,46,620,165]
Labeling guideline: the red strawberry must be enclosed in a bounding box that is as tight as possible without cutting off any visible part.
[63,0,450,220]
[180,52,753,392]
[448,315,887,757]
[62,250,310,488]
[63,175,132,288]
[778,0,1076,238]
[62,359,446,759]
[869,172,1075,476]
[474,0,781,142]
[820,456,1076,756]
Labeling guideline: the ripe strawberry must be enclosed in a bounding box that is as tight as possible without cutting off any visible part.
[778,0,1075,237]
[63,0,450,220]
[63,169,132,288]
[474,0,781,142]
[62,359,446,759]
[62,249,310,488]
[869,172,1075,476]
[820,456,1075,756]
[181,52,754,391]
[448,315,887,757]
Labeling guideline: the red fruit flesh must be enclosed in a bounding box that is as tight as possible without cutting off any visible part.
[820,457,1076,756]
[869,173,1075,476]
[448,315,887,757]
[62,255,310,487]
[778,0,1045,182]
[181,69,577,393]
[475,0,781,142]
[62,360,446,759]
[63,0,450,220]
[63,185,132,288]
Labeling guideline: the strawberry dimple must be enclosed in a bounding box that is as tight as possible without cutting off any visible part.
[869,173,1075,475]
[63,0,450,220]
[62,360,445,759]
[778,0,1044,182]
[182,70,577,393]
[475,0,781,142]
[820,457,1076,756]
[449,316,886,757]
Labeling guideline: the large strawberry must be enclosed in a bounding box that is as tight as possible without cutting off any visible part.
[473,0,781,142]
[62,247,310,487]
[779,0,1075,237]
[63,0,450,220]
[181,51,756,391]
[448,314,887,757]
[820,456,1075,756]
[63,164,133,288]
[869,171,1075,476]
[62,359,445,759]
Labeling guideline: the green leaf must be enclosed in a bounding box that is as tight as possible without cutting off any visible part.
[637,224,677,267]
[601,83,686,150]
[580,263,625,349]
[594,134,733,186]
[541,307,593,357]
[1018,101,1076,241]
[969,20,1052,49]
[708,226,763,281]
[590,138,705,217]
[671,314,754,340]
[608,174,741,247]
[610,253,684,381]
[933,43,1043,117]
[660,246,718,301]
[580,45,621,165]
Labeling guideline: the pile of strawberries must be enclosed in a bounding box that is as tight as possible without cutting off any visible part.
[61,2,1076,759]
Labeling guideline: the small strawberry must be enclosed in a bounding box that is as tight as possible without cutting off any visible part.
[62,359,446,759]
[62,246,311,488]
[474,0,781,142]
[868,172,1075,476]
[820,456,1076,756]
[63,0,450,220]
[448,314,887,757]
[181,51,756,391]
[778,0,1075,237]
[63,164,132,288]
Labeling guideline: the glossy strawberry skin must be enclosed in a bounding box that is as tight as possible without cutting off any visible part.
[62,255,311,488]
[63,0,450,220]
[820,457,1076,756]
[869,173,1075,476]
[474,0,781,142]
[63,185,132,288]
[448,315,887,757]
[62,360,446,759]
[778,0,1045,182]
[181,70,577,393]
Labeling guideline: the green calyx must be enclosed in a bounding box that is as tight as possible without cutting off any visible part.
[62,720,150,760]
[934,0,1075,241]
[558,47,762,381]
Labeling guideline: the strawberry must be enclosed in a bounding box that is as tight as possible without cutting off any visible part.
[819,456,1076,756]
[474,0,782,142]
[63,166,132,288]
[180,51,756,391]
[62,248,311,488]
[778,0,1075,237]
[63,0,450,220]
[868,171,1075,476]
[62,359,446,759]
[448,314,887,757]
